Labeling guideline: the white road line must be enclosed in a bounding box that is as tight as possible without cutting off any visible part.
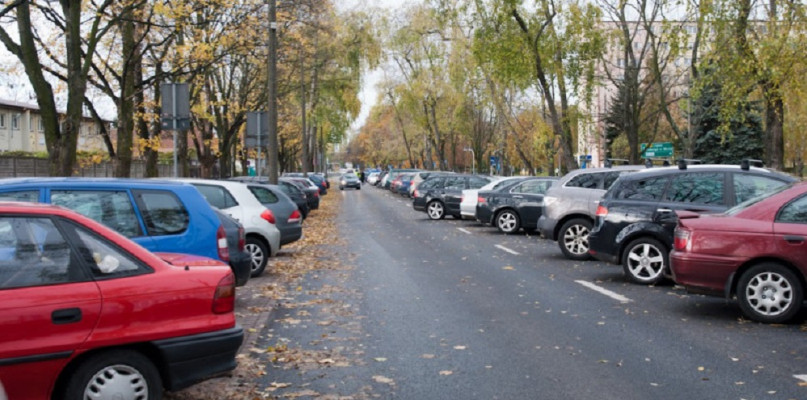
[457,228,472,234]
[794,375,807,383]
[575,280,633,304]
[495,244,520,255]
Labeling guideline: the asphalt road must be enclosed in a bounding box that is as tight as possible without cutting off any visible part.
[259,183,807,400]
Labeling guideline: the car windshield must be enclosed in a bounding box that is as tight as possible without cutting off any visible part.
[725,182,793,216]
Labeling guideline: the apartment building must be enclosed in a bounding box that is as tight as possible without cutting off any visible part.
[0,99,107,153]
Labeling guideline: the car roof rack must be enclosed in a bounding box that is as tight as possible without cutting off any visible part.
[741,159,764,170]
[644,158,672,168]
[604,158,630,168]
[675,159,702,170]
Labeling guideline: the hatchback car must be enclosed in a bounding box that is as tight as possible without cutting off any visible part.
[246,183,304,246]
[0,201,243,399]
[537,165,645,260]
[339,173,362,190]
[282,177,321,211]
[229,176,310,219]
[670,182,807,323]
[477,177,558,233]
[212,208,251,286]
[0,178,237,277]
[178,179,282,277]
[413,174,494,220]
[589,162,796,285]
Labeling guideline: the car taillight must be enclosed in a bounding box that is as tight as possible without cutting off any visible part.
[261,209,276,224]
[314,191,320,198]
[288,209,302,224]
[413,189,420,198]
[478,196,486,204]
[237,226,245,252]
[216,225,229,262]
[212,273,236,314]
[674,228,691,251]
[595,205,608,217]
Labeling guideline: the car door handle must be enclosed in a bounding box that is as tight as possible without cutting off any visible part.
[52,308,82,325]
[784,235,805,244]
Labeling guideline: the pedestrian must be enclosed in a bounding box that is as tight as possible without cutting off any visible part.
[359,170,366,183]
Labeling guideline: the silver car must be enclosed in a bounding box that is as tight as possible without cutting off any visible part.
[537,165,643,261]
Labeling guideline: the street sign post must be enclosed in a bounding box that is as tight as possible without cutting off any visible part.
[160,83,190,177]
[246,111,268,178]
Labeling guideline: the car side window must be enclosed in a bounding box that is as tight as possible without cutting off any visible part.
[665,172,725,205]
[603,172,625,190]
[0,190,39,202]
[420,177,443,190]
[734,174,790,204]
[134,190,189,236]
[249,186,279,204]
[193,184,239,209]
[777,195,807,224]
[51,190,142,238]
[0,217,81,289]
[515,180,553,194]
[566,173,600,189]
[445,177,467,190]
[65,221,150,279]
[468,177,490,189]
[614,177,668,201]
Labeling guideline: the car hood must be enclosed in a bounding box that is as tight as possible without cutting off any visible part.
[154,252,228,267]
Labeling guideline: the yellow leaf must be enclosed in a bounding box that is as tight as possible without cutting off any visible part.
[453,345,466,350]
[502,266,515,270]
[374,357,387,362]
[698,366,705,371]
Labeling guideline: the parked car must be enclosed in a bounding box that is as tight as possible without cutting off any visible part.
[477,177,559,233]
[367,171,381,185]
[413,174,494,220]
[0,177,241,279]
[383,168,420,190]
[460,176,523,220]
[178,179,282,277]
[375,171,389,187]
[245,183,303,246]
[283,172,328,195]
[537,165,645,260]
[282,177,320,211]
[395,173,417,197]
[409,171,452,197]
[589,162,796,285]
[0,201,242,399]
[311,172,330,189]
[670,182,807,323]
[229,176,310,219]
[339,173,362,190]
[212,208,251,286]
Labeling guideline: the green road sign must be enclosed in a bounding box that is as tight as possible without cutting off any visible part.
[640,142,674,158]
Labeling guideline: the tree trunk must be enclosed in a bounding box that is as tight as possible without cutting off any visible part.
[764,90,784,170]
[115,12,136,177]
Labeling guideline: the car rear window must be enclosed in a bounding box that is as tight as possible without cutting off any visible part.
[134,190,189,236]
[193,184,239,209]
[249,186,279,204]
[51,190,142,238]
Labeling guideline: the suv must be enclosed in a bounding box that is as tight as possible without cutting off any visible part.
[0,178,234,272]
[0,202,242,399]
[537,165,644,260]
[589,162,796,284]
[413,174,494,219]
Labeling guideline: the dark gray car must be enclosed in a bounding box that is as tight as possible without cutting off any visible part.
[212,208,251,286]
[246,184,303,246]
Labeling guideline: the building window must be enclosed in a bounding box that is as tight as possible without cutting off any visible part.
[0,113,5,129]
[11,114,19,130]
[38,117,44,132]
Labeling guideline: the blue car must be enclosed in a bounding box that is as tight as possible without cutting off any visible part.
[0,178,250,285]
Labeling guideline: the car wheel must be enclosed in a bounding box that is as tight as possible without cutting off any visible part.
[496,210,520,234]
[622,237,667,285]
[737,263,803,323]
[63,349,162,400]
[339,186,344,190]
[427,201,445,220]
[357,186,361,190]
[246,237,269,277]
[557,218,593,261]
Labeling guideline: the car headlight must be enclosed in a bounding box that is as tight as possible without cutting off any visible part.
[341,180,347,185]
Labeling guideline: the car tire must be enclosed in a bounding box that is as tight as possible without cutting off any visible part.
[63,350,162,400]
[622,237,667,285]
[357,186,361,190]
[557,218,593,261]
[339,186,344,190]
[246,237,269,277]
[496,210,520,234]
[427,200,445,220]
[737,263,803,323]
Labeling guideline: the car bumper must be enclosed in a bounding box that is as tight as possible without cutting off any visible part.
[153,325,244,391]
[536,215,557,240]
[229,251,251,287]
[587,230,620,264]
[279,225,303,246]
[670,250,739,297]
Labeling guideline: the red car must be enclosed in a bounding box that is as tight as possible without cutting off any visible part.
[670,182,807,323]
[0,202,243,399]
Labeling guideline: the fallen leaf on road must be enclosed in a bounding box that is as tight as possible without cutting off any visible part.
[439,370,453,376]
[422,354,435,359]
[502,266,515,270]
[373,375,395,385]
[454,345,466,350]
[697,366,705,371]
[318,358,335,364]
[374,357,387,362]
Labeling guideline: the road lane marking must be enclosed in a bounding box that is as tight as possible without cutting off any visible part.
[575,280,632,304]
[495,244,520,255]
[794,375,807,383]
[457,228,472,234]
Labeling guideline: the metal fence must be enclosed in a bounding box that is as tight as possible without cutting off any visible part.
[0,157,175,178]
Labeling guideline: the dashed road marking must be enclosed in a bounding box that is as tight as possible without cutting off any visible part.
[794,375,807,383]
[457,228,472,234]
[575,280,632,304]
[495,244,520,255]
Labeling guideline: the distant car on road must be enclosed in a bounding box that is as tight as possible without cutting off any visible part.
[340,173,362,190]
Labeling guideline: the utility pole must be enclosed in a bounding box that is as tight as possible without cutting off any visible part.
[266,0,279,183]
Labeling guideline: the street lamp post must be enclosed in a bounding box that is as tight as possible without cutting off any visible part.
[463,147,475,174]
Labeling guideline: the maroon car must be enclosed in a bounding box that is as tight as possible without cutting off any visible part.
[670,182,807,323]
